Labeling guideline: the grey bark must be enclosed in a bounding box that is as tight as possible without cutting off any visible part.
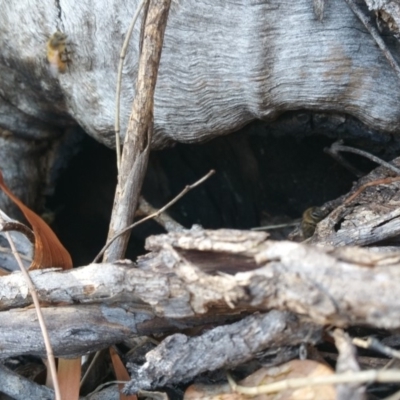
[0,364,54,400]
[310,156,400,246]
[124,311,321,393]
[2,0,400,147]
[2,1,400,213]
[0,228,400,358]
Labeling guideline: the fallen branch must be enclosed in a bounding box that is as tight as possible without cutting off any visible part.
[0,364,54,400]
[0,229,400,359]
[124,311,321,393]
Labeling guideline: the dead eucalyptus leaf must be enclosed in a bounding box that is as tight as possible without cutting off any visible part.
[110,346,138,400]
[0,170,72,270]
[185,360,336,400]
[58,358,81,400]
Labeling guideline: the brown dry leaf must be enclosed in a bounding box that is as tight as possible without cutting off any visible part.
[0,170,78,398]
[185,360,336,400]
[0,170,72,270]
[58,358,81,400]
[239,360,336,399]
[109,346,137,400]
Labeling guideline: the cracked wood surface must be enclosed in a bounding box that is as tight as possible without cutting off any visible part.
[311,156,400,246]
[0,228,400,357]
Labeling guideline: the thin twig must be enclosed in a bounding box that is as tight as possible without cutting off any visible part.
[0,244,31,261]
[5,232,60,400]
[94,169,215,263]
[330,141,400,175]
[227,369,400,396]
[344,0,400,82]
[344,176,400,205]
[138,196,184,232]
[251,222,299,231]
[80,350,103,388]
[115,0,148,171]
[353,337,400,360]
[324,146,364,177]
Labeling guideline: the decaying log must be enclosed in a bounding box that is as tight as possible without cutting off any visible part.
[311,156,400,246]
[124,311,321,393]
[0,227,400,359]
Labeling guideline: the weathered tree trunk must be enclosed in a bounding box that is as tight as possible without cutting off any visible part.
[1,1,400,212]
[2,0,400,145]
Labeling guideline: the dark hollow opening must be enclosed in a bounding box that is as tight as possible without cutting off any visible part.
[47,112,394,266]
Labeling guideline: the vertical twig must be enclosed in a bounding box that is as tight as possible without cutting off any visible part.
[115,0,148,171]
[105,0,172,262]
[5,232,60,400]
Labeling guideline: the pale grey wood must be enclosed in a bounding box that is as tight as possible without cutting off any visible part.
[124,311,321,394]
[1,0,400,149]
[0,229,399,341]
[0,210,33,271]
[0,304,152,357]
[365,0,400,37]
[2,0,400,217]
[334,329,366,400]
[0,364,53,400]
[310,156,400,246]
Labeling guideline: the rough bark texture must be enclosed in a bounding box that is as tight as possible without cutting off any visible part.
[0,227,400,360]
[0,364,54,400]
[2,2,400,396]
[310,156,400,246]
[125,312,321,393]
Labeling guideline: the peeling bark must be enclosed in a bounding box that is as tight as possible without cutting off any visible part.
[0,227,400,358]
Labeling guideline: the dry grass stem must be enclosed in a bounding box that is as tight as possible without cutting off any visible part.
[252,222,298,231]
[115,0,148,171]
[344,176,400,205]
[5,232,61,400]
[138,196,184,232]
[80,350,103,388]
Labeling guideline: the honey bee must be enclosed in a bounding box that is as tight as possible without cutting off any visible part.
[300,206,328,239]
[46,31,70,75]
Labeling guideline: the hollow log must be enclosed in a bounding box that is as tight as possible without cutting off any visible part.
[1,0,400,212]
